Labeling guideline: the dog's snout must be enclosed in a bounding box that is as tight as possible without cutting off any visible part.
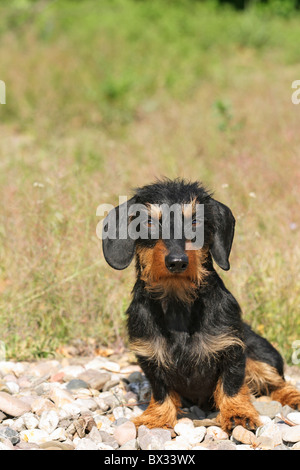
[165,253,189,273]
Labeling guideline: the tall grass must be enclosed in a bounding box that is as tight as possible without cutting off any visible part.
[0,0,299,361]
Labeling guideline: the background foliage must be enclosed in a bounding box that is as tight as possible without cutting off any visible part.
[0,0,299,361]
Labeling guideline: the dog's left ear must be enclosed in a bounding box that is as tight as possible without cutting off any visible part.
[102,197,136,270]
[208,198,235,271]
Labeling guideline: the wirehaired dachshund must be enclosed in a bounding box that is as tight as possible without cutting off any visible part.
[102,178,300,432]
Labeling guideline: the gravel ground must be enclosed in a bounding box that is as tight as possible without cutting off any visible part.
[0,353,299,450]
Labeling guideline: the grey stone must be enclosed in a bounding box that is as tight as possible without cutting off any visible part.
[0,426,20,445]
[77,370,111,391]
[66,379,89,390]
[189,405,206,419]
[99,430,119,449]
[102,379,120,392]
[253,400,282,418]
[128,372,144,383]
[89,426,102,443]
[205,440,237,450]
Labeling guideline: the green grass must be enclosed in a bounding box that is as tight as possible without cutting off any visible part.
[0,0,299,362]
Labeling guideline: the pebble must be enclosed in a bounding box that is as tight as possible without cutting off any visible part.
[287,412,300,425]
[20,428,49,444]
[0,354,298,450]
[174,420,206,446]
[39,410,59,434]
[256,422,283,447]
[253,400,282,418]
[232,425,258,446]
[206,426,228,440]
[77,370,111,391]
[282,424,300,443]
[66,379,89,391]
[0,392,31,417]
[114,420,136,446]
[138,425,171,450]
[0,426,20,445]
[23,412,39,430]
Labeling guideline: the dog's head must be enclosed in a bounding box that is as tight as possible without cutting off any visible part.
[102,179,235,301]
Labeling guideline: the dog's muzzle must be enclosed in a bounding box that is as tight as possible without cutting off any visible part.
[165,253,189,273]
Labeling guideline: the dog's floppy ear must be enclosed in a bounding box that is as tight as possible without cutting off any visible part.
[102,197,136,270]
[208,198,235,271]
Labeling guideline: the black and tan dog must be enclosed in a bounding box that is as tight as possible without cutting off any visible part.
[102,179,300,432]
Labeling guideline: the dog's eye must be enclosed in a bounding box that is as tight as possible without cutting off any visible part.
[147,218,153,227]
[191,218,204,229]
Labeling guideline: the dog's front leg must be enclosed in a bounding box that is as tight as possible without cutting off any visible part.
[214,347,261,433]
[131,358,181,429]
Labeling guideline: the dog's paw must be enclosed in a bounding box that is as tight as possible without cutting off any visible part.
[132,415,174,430]
[217,410,261,433]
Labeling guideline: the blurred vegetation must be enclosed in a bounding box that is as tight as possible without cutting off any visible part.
[0,0,299,362]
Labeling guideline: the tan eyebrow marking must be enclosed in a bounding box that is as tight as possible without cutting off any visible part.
[146,203,162,220]
[182,197,197,218]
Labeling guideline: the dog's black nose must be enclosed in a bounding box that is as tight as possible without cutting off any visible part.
[165,253,189,273]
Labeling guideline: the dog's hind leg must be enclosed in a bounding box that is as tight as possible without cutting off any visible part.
[244,324,300,409]
[245,358,300,409]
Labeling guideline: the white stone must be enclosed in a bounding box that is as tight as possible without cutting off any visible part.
[287,412,300,425]
[85,358,106,370]
[0,391,31,417]
[206,426,228,440]
[259,415,272,425]
[113,406,132,420]
[31,397,56,415]
[49,387,74,408]
[94,414,114,433]
[49,427,67,441]
[256,422,283,447]
[75,398,98,411]
[0,441,14,450]
[0,361,26,376]
[39,410,59,434]
[100,361,120,373]
[58,403,82,419]
[61,365,85,377]
[187,426,206,445]
[23,412,39,430]
[174,420,194,436]
[96,442,115,450]
[75,437,99,450]
[11,417,25,432]
[5,381,19,394]
[20,428,49,444]
[164,440,189,450]
[175,435,192,449]
[85,357,120,373]
[282,424,300,443]
[174,426,206,447]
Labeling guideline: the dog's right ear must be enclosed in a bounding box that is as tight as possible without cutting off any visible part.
[102,197,136,270]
